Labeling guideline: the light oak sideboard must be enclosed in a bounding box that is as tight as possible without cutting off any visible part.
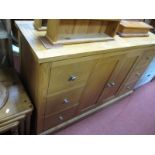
[16,21,155,134]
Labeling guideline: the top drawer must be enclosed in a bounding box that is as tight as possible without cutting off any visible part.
[48,56,99,94]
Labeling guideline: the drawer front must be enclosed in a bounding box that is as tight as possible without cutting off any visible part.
[44,106,77,130]
[126,66,146,83]
[45,87,83,115]
[48,57,98,94]
[137,51,155,68]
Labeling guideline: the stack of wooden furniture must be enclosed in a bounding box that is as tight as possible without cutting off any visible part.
[0,20,33,135]
[0,68,33,134]
[15,20,155,135]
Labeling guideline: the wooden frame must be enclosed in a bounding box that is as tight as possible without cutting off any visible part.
[34,19,47,31]
[45,19,120,45]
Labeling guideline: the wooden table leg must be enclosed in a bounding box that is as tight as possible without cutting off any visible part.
[19,120,25,135]
[11,126,19,135]
[25,113,31,135]
[0,121,19,135]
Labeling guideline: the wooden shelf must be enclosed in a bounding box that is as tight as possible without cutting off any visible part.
[46,19,120,45]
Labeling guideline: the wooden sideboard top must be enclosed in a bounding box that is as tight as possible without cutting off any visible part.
[16,20,155,63]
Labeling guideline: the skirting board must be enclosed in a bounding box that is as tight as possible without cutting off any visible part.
[40,90,133,135]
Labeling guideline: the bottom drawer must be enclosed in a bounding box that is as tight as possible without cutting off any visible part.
[44,106,77,130]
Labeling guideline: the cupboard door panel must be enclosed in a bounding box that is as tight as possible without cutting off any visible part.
[98,56,136,101]
[99,49,142,102]
[98,55,125,102]
[45,87,83,115]
[78,55,122,112]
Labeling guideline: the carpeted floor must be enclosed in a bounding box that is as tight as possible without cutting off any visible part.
[55,80,155,135]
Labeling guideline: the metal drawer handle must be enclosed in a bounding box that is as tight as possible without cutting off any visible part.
[111,82,116,86]
[68,75,77,81]
[107,83,112,87]
[59,116,64,121]
[146,57,150,60]
[63,98,69,104]
[107,81,116,87]
[127,86,131,90]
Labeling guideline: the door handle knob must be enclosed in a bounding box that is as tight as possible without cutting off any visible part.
[63,98,69,104]
[68,75,77,81]
[107,83,112,87]
[59,116,64,121]
[110,82,116,86]
[107,81,116,87]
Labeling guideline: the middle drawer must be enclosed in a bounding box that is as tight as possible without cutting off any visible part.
[45,87,84,116]
[126,66,146,83]
[44,105,77,130]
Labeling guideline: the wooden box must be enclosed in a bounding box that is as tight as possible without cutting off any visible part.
[45,19,120,45]
[34,19,47,31]
[118,20,153,37]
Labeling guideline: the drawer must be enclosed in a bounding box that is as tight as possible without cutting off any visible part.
[44,106,77,130]
[48,56,98,94]
[137,51,155,68]
[126,67,146,83]
[45,87,84,115]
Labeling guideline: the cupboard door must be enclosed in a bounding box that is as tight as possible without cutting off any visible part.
[99,49,143,102]
[78,53,125,112]
[117,49,155,95]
